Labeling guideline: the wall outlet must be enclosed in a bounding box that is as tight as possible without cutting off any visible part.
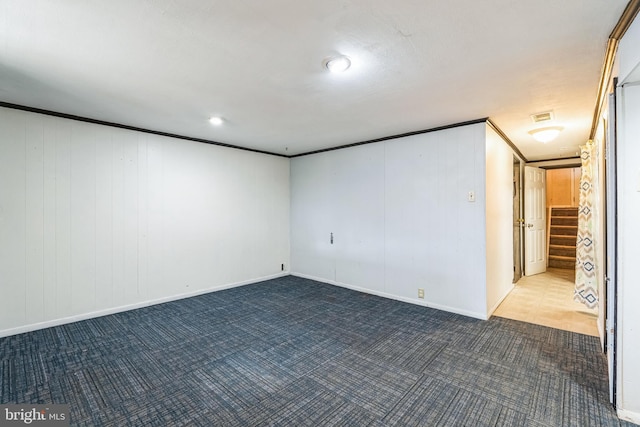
[418,288,425,299]
[281,263,285,271]
[468,191,475,202]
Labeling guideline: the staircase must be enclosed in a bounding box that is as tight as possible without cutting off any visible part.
[548,207,578,269]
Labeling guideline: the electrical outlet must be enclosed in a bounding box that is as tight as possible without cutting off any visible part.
[281,263,284,271]
[468,191,475,202]
[418,288,424,299]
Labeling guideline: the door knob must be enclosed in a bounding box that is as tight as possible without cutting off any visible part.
[527,223,534,228]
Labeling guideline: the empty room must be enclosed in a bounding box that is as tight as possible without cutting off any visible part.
[2,1,640,426]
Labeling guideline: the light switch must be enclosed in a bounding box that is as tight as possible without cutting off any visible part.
[468,191,475,202]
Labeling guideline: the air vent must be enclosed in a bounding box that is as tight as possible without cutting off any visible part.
[531,111,554,123]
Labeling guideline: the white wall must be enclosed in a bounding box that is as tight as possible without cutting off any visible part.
[485,126,514,315]
[616,81,640,423]
[0,107,290,337]
[615,15,640,421]
[618,14,640,85]
[291,123,489,319]
[290,143,386,292]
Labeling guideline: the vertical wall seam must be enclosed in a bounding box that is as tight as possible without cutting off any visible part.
[94,131,97,310]
[121,139,125,303]
[41,118,45,319]
[23,116,27,322]
[144,137,148,298]
[383,141,387,294]
[136,136,140,296]
[110,130,114,305]
[53,121,57,317]
[69,125,73,311]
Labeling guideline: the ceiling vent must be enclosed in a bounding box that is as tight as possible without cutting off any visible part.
[531,111,554,123]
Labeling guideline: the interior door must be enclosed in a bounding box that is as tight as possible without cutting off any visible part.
[524,166,547,276]
[605,89,618,406]
[513,157,523,282]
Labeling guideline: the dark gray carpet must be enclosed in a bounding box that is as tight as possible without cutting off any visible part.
[0,275,632,426]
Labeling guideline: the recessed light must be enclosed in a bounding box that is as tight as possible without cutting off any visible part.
[324,55,351,73]
[209,116,224,126]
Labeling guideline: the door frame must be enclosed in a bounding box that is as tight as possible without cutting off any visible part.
[513,156,524,282]
[604,83,619,406]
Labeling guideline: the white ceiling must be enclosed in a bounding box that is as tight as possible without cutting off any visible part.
[0,0,630,160]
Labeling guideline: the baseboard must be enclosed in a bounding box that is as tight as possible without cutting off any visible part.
[618,408,640,425]
[486,281,514,317]
[291,272,487,320]
[0,272,289,338]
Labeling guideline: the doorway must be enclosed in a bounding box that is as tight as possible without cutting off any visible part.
[546,167,581,270]
[513,156,523,283]
[495,161,598,336]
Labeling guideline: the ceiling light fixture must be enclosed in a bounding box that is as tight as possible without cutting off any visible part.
[324,55,351,73]
[529,126,563,143]
[209,116,224,126]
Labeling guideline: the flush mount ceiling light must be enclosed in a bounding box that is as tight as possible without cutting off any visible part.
[208,116,224,126]
[324,55,351,73]
[529,126,563,143]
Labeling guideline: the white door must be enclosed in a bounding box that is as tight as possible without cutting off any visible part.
[524,166,547,276]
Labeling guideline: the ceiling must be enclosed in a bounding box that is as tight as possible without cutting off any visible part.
[0,1,630,160]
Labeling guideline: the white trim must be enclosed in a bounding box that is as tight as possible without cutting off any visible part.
[617,408,640,424]
[292,272,487,320]
[0,272,288,338]
[487,281,514,317]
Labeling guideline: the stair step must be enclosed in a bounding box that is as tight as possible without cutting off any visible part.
[549,255,576,260]
[550,225,578,236]
[548,258,576,269]
[551,216,578,226]
[549,247,577,257]
[550,236,577,246]
[552,208,579,217]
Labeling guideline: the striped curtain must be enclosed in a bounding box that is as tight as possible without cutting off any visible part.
[574,142,599,308]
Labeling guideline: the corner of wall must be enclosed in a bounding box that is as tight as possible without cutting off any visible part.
[484,124,515,316]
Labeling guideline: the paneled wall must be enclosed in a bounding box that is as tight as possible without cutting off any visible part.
[290,144,385,292]
[485,126,515,314]
[0,107,290,336]
[615,14,640,422]
[291,123,493,319]
[616,79,640,421]
[545,167,580,207]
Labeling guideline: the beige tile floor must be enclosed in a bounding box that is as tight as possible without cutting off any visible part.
[493,268,599,336]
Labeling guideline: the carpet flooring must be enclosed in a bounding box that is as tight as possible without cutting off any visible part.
[0,275,632,426]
